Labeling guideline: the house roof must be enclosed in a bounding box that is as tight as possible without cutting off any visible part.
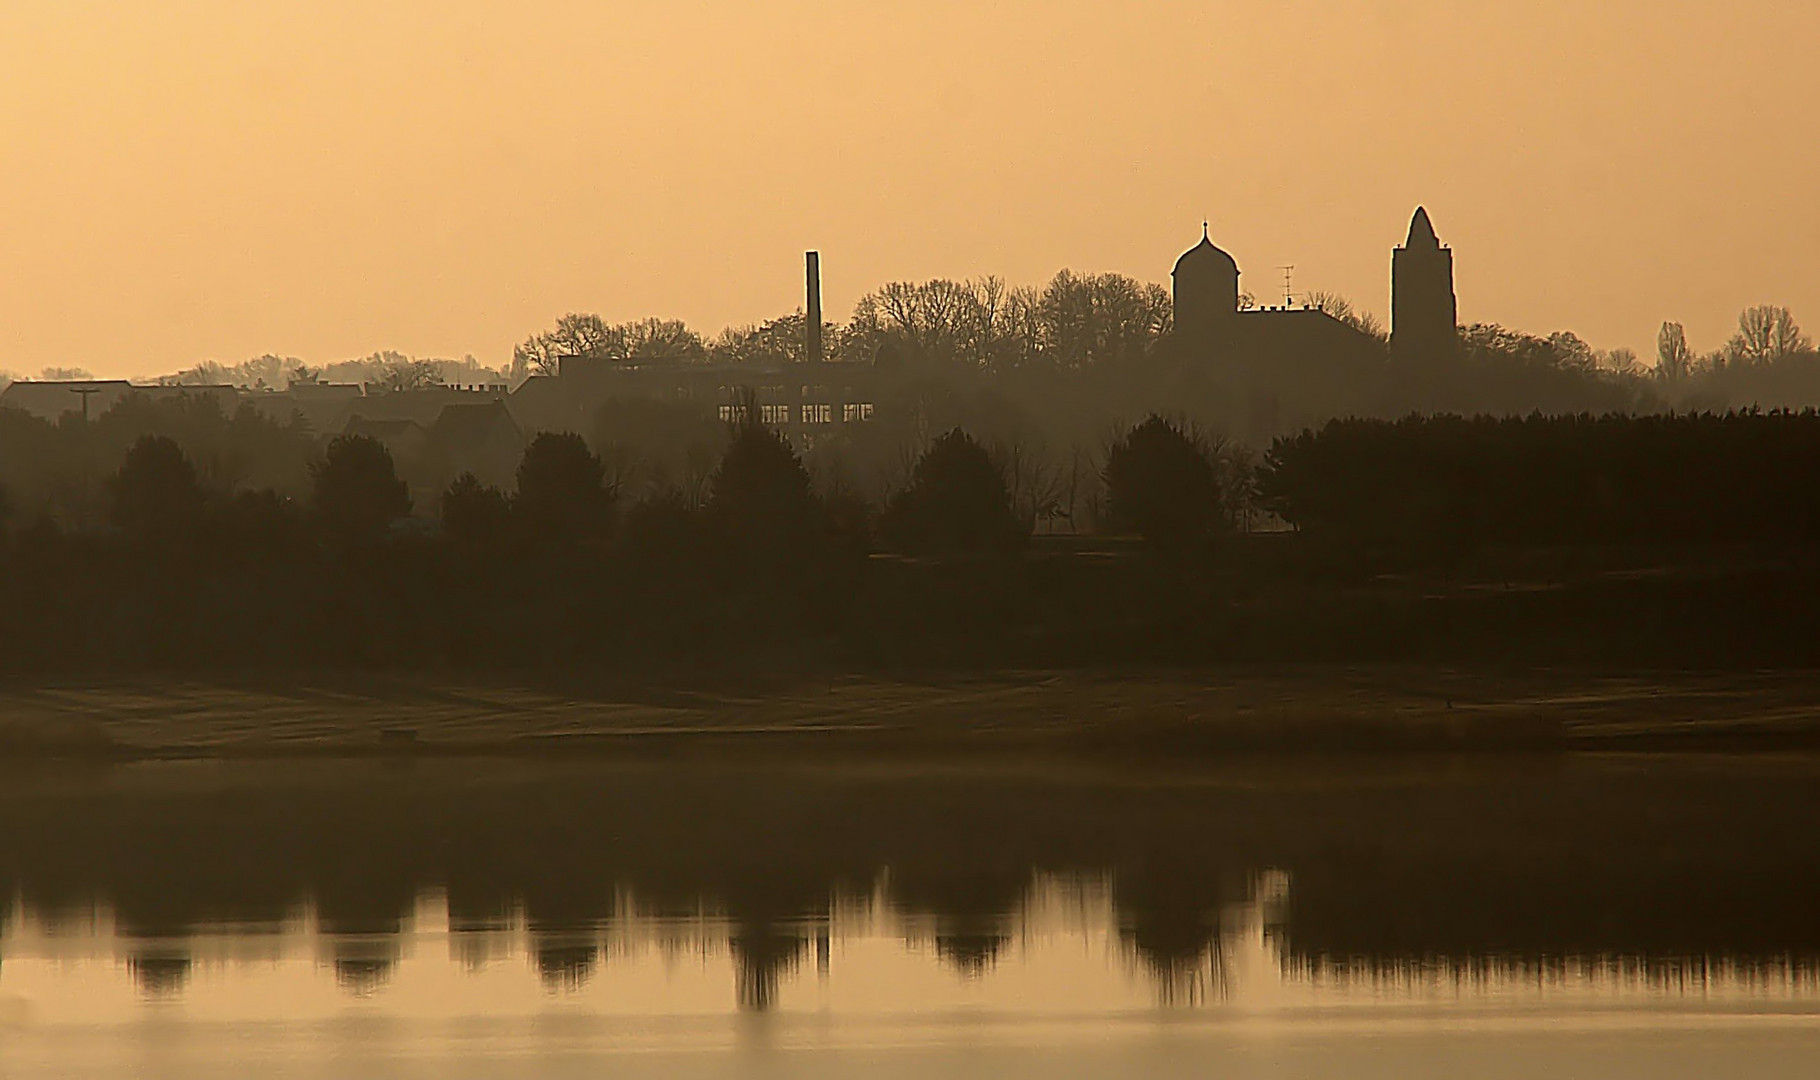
[0,380,136,420]
[342,416,426,439]
[428,400,521,446]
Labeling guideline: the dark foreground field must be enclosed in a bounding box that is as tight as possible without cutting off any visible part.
[5,666,1820,759]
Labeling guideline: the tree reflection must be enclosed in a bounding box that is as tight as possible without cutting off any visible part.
[934,922,1012,978]
[1117,879,1231,1006]
[728,921,809,1012]
[332,939,398,996]
[533,939,600,992]
[128,950,192,998]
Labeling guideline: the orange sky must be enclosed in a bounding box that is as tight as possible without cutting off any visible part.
[2,0,1816,378]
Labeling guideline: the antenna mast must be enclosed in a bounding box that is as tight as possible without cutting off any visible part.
[1277,265,1295,308]
[68,384,103,422]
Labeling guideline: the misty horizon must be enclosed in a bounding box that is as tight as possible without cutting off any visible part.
[10,5,1820,1076]
[2,1,1817,378]
[8,239,1812,389]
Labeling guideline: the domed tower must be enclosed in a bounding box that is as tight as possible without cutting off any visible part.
[1172,224,1240,346]
[1391,206,1457,366]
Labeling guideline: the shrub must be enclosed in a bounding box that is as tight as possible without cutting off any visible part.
[441,472,512,546]
[1103,416,1224,549]
[110,435,204,543]
[514,432,613,541]
[881,429,1022,555]
[706,412,830,572]
[311,434,410,541]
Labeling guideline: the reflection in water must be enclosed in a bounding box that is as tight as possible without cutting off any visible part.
[332,956,395,997]
[533,939,600,991]
[0,871,1249,1018]
[5,868,1817,1025]
[4,757,1820,1038]
[1294,952,1820,1001]
[126,951,191,998]
[933,923,1011,977]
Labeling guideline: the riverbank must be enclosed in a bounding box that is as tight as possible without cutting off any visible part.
[5,666,1820,759]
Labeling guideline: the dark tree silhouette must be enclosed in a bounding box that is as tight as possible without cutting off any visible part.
[615,488,705,571]
[706,411,828,569]
[214,488,302,550]
[1103,416,1224,550]
[880,429,1022,555]
[1260,412,1820,554]
[311,434,410,541]
[514,432,613,541]
[109,435,204,543]
[440,472,512,546]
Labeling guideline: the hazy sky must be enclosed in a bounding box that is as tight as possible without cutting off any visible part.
[3,0,1816,378]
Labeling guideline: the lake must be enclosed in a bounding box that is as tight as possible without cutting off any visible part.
[2,755,1818,1077]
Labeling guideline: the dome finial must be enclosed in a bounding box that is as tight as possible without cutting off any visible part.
[1173,224,1240,278]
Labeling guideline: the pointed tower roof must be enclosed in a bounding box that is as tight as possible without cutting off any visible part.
[1173,222,1239,277]
[1405,206,1440,249]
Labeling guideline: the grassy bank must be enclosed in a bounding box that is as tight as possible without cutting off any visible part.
[5,666,1820,759]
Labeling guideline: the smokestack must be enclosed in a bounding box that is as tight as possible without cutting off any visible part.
[805,251,823,365]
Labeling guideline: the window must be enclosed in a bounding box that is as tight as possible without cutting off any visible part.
[801,403,832,425]
[761,403,791,425]
[843,402,875,422]
[718,404,749,423]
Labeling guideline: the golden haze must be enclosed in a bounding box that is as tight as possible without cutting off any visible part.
[1,0,1815,377]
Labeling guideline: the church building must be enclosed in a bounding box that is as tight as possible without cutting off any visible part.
[1389,206,1458,368]
[1169,206,1457,372]
[1170,227,1383,378]
[1165,206,1458,434]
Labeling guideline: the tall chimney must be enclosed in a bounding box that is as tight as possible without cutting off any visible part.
[805,251,823,365]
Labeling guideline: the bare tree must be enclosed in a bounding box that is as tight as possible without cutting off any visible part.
[1597,347,1643,377]
[619,318,708,364]
[996,435,1067,533]
[1727,305,1812,366]
[849,271,1168,372]
[1056,444,1096,534]
[1001,284,1046,369]
[1036,270,1167,369]
[512,313,616,378]
[1656,322,1693,381]
[1305,290,1387,340]
[363,352,443,391]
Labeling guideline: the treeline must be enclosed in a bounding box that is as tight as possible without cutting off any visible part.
[0,408,1253,672]
[12,400,1820,674]
[12,279,1808,460]
[504,294,1820,451]
[1263,411,1820,553]
[0,393,317,525]
[157,351,507,391]
[16,395,1820,567]
[511,271,1174,376]
[37,412,1240,561]
[0,389,1248,550]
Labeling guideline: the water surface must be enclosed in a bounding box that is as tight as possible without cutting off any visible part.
[3,756,1818,1077]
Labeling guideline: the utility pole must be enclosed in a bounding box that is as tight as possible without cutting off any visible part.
[68,384,103,422]
[68,383,103,530]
